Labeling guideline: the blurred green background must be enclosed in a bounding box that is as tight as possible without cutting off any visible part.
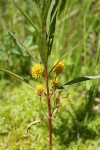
[0,0,100,149]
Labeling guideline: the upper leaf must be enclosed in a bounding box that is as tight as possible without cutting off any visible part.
[32,0,41,24]
[38,0,60,63]
[46,0,59,56]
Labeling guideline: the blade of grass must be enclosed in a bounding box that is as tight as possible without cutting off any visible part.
[49,43,81,76]
[55,0,70,57]
[83,0,93,68]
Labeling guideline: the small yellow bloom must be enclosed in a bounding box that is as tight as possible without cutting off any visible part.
[31,64,44,78]
[53,61,64,75]
[35,84,45,96]
[51,78,60,89]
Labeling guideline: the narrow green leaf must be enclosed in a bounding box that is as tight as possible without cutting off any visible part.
[8,30,36,62]
[0,68,34,87]
[42,0,51,26]
[59,75,100,89]
[50,5,58,29]
[46,0,56,35]
[13,0,40,35]
[32,0,41,24]
[46,0,60,56]
[38,34,48,64]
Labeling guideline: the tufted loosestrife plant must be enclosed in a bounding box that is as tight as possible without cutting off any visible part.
[0,1,100,150]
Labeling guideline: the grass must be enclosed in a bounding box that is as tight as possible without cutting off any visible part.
[0,79,100,150]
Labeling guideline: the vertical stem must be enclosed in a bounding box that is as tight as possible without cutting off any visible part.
[45,65,52,150]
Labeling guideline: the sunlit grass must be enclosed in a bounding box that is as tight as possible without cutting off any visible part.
[0,80,100,149]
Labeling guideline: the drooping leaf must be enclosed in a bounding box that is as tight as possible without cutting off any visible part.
[9,31,36,62]
[13,0,40,35]
[59,75,100,89]
[27,119,42,131]
[0,68,34,87]
[27,115,48,131]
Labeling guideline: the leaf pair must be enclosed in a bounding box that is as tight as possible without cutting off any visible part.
[0,68,100,90]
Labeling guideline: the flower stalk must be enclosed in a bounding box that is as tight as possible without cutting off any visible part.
[45,65,53,150]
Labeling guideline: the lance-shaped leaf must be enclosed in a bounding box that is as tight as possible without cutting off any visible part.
[13,0,40,35]
[59,75,100,89]
[46,0,59,56]
[46,0,56,35]
[32,0,41,24]
[42,0,51,26]
[38,34,48,64]
[0,68,34,87]
[9,31,36,62]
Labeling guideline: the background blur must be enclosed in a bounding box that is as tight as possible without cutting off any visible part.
[0,0,100,149]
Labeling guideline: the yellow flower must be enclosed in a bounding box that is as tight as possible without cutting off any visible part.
[51,78,60,89]
[31,64,44,78]
[35,84,45,96]
[53,61,64,75]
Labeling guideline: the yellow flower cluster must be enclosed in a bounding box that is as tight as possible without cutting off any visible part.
[51,78,60,89]
[31,61,64,97]
[53,61,64,75]
[35,84,44,96]
[31,64,44,78]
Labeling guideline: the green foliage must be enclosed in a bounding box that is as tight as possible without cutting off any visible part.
[13,0,60,64]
